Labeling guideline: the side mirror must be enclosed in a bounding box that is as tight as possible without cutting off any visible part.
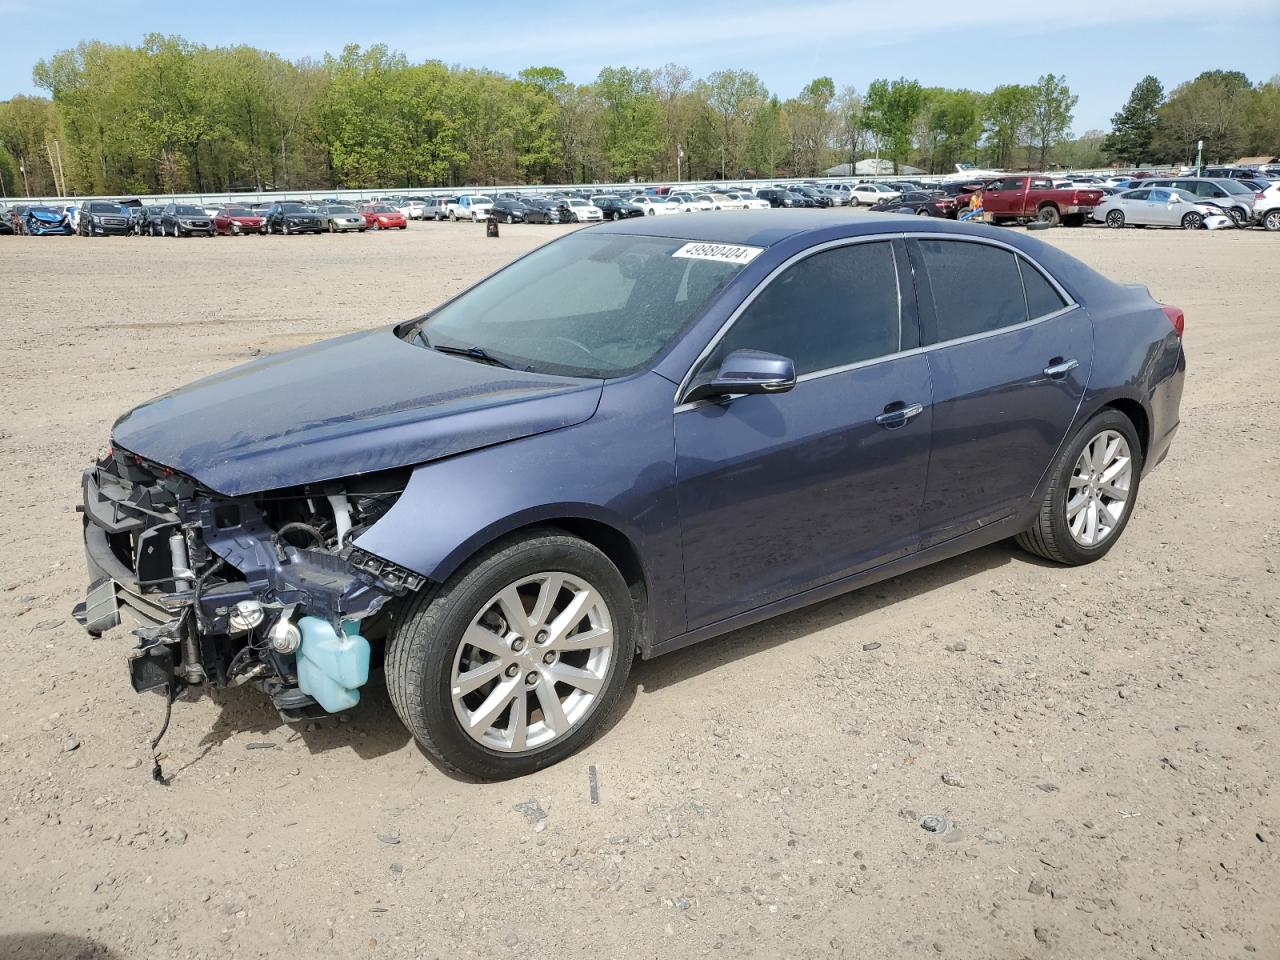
[1169,195,1182,205]
[684,350,797,404]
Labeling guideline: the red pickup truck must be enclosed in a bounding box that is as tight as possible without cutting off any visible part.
[980,175,1103,227]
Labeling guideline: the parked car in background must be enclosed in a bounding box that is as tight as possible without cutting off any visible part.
[591,195,645,220]
[1199,166,1262,181]
[20,205,73,235]
[871,191,957,218]
[396,197,427,220]
[312,204,364,232]
[77,200,131,237]
[213,207,267,235]
[788,185,834,208]
[1251,182,1280,231]
[558,198,604,222]
[721,191,770,210]
[848,183,901,206]
[490,198,531,223]
[522,197,565,224]
[980,175,1103,226]
[445,195,494,222]
[425,196,457,220]
[160,203,215,237]
[629,195,681,216]
[263,201,323,235]
[665,193,714,213]
[75,212,1186,779]
[755,188,802,208]
[359,204,408,230]
[1092,187,1219,230]
[1141,178,1256,226]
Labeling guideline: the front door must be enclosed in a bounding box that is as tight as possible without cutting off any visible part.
[675,239,932,629]
[906,237,1092,547]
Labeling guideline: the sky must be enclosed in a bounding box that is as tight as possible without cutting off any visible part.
[2,0,1277,133]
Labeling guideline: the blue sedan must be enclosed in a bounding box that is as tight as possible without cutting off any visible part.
[77,212,1185,779]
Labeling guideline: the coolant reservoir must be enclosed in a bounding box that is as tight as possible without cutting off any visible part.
[295,617,371,713]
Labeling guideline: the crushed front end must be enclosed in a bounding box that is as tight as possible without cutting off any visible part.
[73,447,423,720]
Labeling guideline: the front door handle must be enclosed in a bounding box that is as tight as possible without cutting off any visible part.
[875,401,925,428]
[1043,357,1079,379]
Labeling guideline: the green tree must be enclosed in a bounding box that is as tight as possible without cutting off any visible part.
[983,84,1034,168]
[785,76,835,174]
[1027,73,1077,169]
[1152,70,1253,164]
[863,77,924,173]
[594,67,662,180]
[701,69,767,177]
[1101,75,1163,166]
[745,95,788,176]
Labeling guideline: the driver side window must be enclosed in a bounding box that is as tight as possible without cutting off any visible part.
[697,241,902,380]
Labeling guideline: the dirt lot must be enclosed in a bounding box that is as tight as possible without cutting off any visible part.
[0,217,1276,960]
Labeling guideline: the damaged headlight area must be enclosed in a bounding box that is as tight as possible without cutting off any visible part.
[74,446,423,722]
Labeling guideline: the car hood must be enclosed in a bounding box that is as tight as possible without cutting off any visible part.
[30,210,65,222]
[112,329,603,496]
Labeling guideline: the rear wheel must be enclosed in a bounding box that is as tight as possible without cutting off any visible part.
[1264,209,1280,232]
[916,207,930,216]
[1105,209,1125,229]
[1037,205,1061,227]
[386,531,635,780]
[1016,410,1143,565]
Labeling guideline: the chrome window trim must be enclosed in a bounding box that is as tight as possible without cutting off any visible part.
[673,231,1078,412]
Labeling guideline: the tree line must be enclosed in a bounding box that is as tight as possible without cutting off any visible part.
[0,35,1276,198]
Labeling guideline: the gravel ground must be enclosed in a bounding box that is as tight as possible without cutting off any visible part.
[0,218,1276,960]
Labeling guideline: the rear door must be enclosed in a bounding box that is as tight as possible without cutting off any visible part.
[907,236,1092,548]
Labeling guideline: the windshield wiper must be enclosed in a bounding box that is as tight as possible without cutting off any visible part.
[430,342,514,369]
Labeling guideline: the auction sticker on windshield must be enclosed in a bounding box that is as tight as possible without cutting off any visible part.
[672,242,763,265]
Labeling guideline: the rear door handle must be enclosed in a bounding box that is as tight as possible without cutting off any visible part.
[875,401,925,428]
[1043,358,1079,379]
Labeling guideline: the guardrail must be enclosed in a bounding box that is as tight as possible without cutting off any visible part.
[2,167,1181,209]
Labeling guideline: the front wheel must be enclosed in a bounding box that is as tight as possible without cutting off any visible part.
[1181,211,1204,230]
[1015,410,1143,565]
[1227,207,1246,226]
[386,531,635,780]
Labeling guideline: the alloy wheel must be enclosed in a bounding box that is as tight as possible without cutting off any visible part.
[1105,210,1124,229]
[1065,430,1132,547]
[450,572,615,753]
[1181,212,1203,230]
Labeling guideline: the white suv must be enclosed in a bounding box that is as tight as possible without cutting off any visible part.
[1253,182,1280,231]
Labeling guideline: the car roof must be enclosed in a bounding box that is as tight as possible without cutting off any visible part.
[594,209,1079,256]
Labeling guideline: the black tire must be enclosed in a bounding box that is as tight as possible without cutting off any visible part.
[1105,209,1125,229]
[1180,211,1204,230]
[1015,409,1144,566]
[1228,206,1246,226]
[386,530,635,780]
[1264,209,1280,232]
[1037,205,1061,227]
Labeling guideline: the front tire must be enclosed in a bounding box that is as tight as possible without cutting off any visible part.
[1016,410,1143,565]
[386,531,635,780]
[1181,211,1204,230]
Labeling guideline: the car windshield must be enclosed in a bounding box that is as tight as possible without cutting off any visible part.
[87,202,126,213]
[567,199,588,207]
[328,206,357,214]
[174,205,203,216]
[280,203,307,212]
[225,208,252,215]
[471,196,493,204]
[419,232,751,378]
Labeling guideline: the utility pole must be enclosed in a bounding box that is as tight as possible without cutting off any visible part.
[676,143,683,183]
[1195,139,1203,177]
[55,140,67,196]
[45,142,61,196]
[20,160,30,197]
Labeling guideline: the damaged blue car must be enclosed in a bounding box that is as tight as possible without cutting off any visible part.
[76,212,1185,779]
[23,205,74,235]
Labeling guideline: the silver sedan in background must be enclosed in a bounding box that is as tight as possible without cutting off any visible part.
[1092,187,1220,230]
[316,204,367,232]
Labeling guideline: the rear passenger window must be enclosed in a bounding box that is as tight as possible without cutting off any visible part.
[916,239,1026,343]
[1020,260,1068,319]
[705,241,901,377]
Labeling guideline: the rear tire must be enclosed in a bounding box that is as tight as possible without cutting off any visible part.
[1264,209,1280,232]
[1015,410,1143,566]
[386,531,635,780]
[1037,205,1061,227]
[1105,209,1125,229]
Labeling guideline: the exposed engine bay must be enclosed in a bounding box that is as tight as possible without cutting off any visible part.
[74,446,424,722]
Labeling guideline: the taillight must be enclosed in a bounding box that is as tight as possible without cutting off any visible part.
[1161,305,1184,340]
[1257,192,1266,200]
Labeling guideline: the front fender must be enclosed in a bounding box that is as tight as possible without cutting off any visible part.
[353,371,686,642]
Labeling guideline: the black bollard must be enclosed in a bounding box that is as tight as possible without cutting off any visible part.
[486,217,499,238]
